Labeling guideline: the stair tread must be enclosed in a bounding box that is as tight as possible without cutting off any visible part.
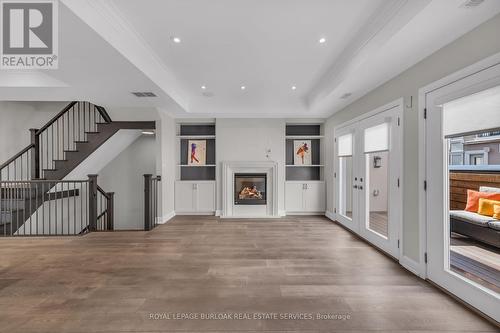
[63,149,78,152]
[74,140,89,143]
[84,131,100,134]
[53,159,68,162]
[42,168,57,171]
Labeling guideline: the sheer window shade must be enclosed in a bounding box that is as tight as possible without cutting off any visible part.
[443,85,500,138]
[338,134,353,157]
[364,123,389,153]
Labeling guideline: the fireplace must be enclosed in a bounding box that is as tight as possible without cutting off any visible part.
[234,173,267,205]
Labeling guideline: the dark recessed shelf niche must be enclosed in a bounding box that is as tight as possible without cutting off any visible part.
[285,124,323,181]
[178,123,216,181]
[286,124,321,136]
[179,124,215,136]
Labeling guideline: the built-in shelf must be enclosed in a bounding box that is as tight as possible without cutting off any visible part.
[178,164,216,167]
[285,135,324,139]
[176,135,216,139]
[285,123,324,181]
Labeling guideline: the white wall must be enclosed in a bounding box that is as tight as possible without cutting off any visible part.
[325,13,500,263]
[98,135,156,230]
[0,101,67,164]
[158,111,176,220]
[216,118,286,213]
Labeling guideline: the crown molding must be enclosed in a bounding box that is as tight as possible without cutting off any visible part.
[61,0,190,112]
[307,0,431,114]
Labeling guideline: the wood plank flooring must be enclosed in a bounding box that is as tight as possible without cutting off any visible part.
[0,215,497,332]
[451,234,500,292]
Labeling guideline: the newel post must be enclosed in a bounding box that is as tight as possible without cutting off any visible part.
[107,192,115,231]
[88,174,98,232]
[144,174,152,231]
[29,129,39,179]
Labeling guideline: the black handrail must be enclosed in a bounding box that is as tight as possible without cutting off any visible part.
[97,185,110,199]
[35,101,78,135]
[0,144,33,171]
[95,105,112,123]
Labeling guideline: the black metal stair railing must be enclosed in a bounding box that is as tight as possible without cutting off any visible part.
[96,184,114,231]
[0,174,113,237]
[0,178,89,236]
[144,174,161,231]
[32,101,112,179]
[0,144,34,181]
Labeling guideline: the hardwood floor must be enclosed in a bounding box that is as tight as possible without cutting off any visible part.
[0,215,497,332]
[451,234,500,293]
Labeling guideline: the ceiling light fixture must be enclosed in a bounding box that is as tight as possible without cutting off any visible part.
[319,37,326,44]
[240,85,246,90]
[171,36,181,43]
[291,86,297,90]
[201,85,206,90]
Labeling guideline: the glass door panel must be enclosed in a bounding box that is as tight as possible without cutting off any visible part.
[339,156,353,219]
[335,104,401,259]
[425,66,500,322]
[365,151,389,238]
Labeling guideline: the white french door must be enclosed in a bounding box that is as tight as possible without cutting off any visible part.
[424,61,500,322]
[335,102,402,258]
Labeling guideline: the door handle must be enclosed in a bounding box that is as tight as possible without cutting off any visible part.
[193,183,198,190]
[359,186,363,190]
[353,185,358,189]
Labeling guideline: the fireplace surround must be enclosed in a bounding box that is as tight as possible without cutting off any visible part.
[221,161,278,217]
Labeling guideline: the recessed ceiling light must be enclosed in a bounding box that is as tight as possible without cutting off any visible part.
[240,85,246,90]
[319,37,326,44]
[201,85,206,90]
[171,36,181,43]
[291,86,297,90]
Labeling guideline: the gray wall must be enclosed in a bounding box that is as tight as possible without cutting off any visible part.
[0,101,67,164]
[98,135,156,230]
[325,13,500,262]
[216,118,286,213]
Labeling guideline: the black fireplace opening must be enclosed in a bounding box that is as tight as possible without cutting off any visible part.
[234,173,267,205]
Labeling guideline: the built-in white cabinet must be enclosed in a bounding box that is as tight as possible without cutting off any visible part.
[175,181,216,214]
[285,181,325,213]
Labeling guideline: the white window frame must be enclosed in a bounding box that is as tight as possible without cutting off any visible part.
[464,148,489,165]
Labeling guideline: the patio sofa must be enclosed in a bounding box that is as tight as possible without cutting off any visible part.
[450,186,500,249]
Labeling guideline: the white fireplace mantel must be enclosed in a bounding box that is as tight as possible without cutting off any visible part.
[221,161,279,218]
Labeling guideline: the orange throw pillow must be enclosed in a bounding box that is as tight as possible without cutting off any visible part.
[493,205,500,220]
[464,190,500,212]
[477,198,500,217]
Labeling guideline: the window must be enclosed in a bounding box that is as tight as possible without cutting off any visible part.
[470,154,484,165]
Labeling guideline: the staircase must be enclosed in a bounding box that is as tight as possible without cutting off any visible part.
[0,101,155,236]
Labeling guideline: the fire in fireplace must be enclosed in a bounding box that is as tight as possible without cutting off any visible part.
[234,173,267,205]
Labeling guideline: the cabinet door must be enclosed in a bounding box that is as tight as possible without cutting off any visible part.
[285,182,305,212]
[175,182,195,212]
[196,182,216,212]
[304,182,326,212]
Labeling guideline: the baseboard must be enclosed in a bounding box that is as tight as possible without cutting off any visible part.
[215,210,222,217]
[175,212,215,216]
[325,210,336,221]
[285,211,326,216]
[400,255,424,278]
[278,210,287,217]
[158,211,175,224]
